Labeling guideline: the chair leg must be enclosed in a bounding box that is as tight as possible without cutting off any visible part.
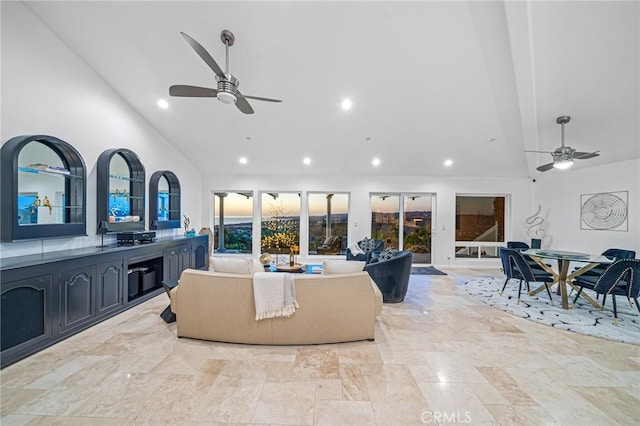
[573,287,583,305]
[634,297,640,313]
[601,293,607,310]
[500,278,509,296]
[517,280,523,305]
[612,294,618,326]
[544,283,554,306]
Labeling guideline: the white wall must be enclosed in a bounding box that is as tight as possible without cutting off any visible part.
[4,2,635,265]
[201,173,535,267]
[0,2,203,258]
[534,159,640,255]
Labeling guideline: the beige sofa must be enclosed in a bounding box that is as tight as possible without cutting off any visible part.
[170,269,382,345]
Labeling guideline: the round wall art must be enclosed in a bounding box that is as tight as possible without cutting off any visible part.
[580,191,628,231]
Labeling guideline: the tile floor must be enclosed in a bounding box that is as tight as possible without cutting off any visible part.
[1,268,639,425]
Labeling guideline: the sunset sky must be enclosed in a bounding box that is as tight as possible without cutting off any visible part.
[213,192,434,217]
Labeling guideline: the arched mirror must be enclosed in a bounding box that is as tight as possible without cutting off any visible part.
[149,171,181,230]
[1,135,86,241]
[97,149,145,233]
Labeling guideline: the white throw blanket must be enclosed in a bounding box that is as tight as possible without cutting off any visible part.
[252,272,299,321]
[348,242,365,256]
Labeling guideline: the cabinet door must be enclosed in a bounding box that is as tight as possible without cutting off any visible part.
[192,239,208,270]
[180,246,192,272]
[1,274,54,365]
[164,247,182,283]
[97,260,124,316]
[164,244,193,282]
[60,266,96,333]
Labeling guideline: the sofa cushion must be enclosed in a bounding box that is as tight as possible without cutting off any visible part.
[322,259,365,274]
[210,257,263,274]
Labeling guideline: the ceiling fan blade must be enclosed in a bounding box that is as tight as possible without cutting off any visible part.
[237,94,282,103]
[235,92,254,114]
[169,85,217,97]
[525,150,553,154]
[536,162,555,172]
[180,32,226,79]
[574,151,600,160]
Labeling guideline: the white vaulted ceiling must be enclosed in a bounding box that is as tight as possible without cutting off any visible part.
[17,1,640,177]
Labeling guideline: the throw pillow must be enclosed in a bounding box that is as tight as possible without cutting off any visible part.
[322,259,365,274]
[379,248,397,261]
[357,237,370,251]
[210,257,254,274]
[365,238,379,252]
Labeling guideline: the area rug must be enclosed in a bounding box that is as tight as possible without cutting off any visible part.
[464,277,640,345]
[411,266,447,275]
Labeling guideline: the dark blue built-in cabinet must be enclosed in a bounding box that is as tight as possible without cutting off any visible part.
[0,235,208,368]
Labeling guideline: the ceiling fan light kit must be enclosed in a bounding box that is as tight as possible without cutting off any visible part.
[525,115,600,172]
[552,158,574,170]
[169,30,281,114]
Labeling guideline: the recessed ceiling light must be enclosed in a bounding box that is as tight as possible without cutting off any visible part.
[239,156,248,165]
[303,157,311,165]
[444,159,453,167]
[157,99,169,109]
[341,99,353,111]
[371,157,381,167]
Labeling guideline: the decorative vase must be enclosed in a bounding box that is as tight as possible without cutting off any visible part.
[198,227,214,256]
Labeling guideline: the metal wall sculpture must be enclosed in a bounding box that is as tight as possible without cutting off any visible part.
[580,191,628,231]
[525,204,547,239]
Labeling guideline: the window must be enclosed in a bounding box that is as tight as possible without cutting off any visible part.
[308,192,349,255]
[455,195,505,259]
[213,192,253,253]
[261,192,300,260]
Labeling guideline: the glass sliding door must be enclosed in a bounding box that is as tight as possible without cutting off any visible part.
[403,195,432,264]
[371,193,434,264]
[371,195,400,249]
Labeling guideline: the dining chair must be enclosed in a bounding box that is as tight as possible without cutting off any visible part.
[507,241,529,251]
[575,248,637,279]
[506,241,543,269]
[499,248,554,305]
[573,259,640,325]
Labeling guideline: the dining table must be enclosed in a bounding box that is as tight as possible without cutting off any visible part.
[521,249,614,309]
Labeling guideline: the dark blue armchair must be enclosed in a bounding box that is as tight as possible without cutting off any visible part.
[364,250,413,303]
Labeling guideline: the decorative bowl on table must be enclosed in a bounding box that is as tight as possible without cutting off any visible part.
[274,263,305,272]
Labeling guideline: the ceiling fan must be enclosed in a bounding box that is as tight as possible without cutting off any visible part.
[526,116,600,172]
[169,30,281,114]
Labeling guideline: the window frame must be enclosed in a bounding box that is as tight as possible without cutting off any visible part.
[307,191,350,256]
[454,193,509,260]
